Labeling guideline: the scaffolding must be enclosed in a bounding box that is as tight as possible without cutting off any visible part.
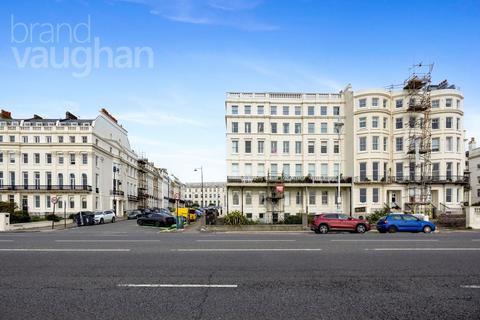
[137,158,148,209]
[404,63,434,215]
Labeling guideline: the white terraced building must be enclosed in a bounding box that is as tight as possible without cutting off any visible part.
[0,109,140,216]
[225,83,468,222]
[185,182,226,208]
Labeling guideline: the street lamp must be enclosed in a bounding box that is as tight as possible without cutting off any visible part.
[194,166,204,208]
[335,117,344,213]
[113,165,120,216]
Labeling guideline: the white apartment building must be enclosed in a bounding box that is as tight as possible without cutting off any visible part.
[468,138,480,205]
[225,83,467,221]
[0,109,139,216]
[185,182,226,208]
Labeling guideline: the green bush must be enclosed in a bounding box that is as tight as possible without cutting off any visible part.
[367,205,390,224]
[224,211,255,225]
[30,216,44,222]
[10,210,31,224]
[279,215,302,225]
[45,214,62,222]
[68,214,76,220]
[0,201,16,214]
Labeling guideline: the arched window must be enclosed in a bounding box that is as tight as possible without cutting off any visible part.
[245,192,252,205]
[232,192,239,205]
[81,197,87,209]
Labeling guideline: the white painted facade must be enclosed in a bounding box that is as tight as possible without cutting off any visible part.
[225,85,467,221]
[0,110,138,216]
[185,182,226,208]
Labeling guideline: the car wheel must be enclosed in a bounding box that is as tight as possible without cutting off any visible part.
[318,224,329,234]
[314,228,321,234]
[423,225,432,233]
[111,217,115,223]
[356,224,366,234]
[388,226,397,233]
[137,220,143,226]
[100,218,104,224]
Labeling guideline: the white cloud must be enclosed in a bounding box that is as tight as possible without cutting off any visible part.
[111,0,278,31]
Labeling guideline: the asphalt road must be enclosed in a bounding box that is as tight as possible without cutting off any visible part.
[0,221,479,320]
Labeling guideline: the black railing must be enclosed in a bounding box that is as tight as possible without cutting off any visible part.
[110,190,125,196]
[354,175,469,185]
[227,176,352,184]
[127,195,139,201]
[0,185,92,191]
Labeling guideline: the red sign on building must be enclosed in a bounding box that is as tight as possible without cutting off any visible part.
[276,184,284,193]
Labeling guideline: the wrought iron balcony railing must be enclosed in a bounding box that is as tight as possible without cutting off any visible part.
[0,185,92,191]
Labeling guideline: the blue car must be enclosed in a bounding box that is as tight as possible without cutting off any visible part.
[377,214,436,233]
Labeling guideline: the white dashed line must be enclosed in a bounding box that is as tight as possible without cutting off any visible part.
[0,248,131,252]
[196,240,296,242]
[55,240,162,242]
[365,248,480,251]
[118,284,238,288]
[331,239,439,242]
[460,285,480,289]
[171,248,322,252]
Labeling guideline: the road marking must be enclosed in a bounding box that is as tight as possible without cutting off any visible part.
[196,240,296,242]
[331,239,439,242]
[0,248,131,252]
[118,284,238,288]
[0,240,14,242]
[461,285,480,289]
[471,239,480,241]
[171,248,322,252]
[365,248,480,251]
[55,240,162,243]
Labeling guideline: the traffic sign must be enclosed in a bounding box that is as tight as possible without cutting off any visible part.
[51,196,58,204]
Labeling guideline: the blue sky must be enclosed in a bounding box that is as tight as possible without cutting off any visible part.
[0,0,479,182]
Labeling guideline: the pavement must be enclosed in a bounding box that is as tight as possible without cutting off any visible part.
[0,220,479,320]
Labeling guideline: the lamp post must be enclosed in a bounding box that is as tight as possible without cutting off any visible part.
[335,117,344,213]
[194,166,204,223]
[194,167,204,208]
[113,165,119,216]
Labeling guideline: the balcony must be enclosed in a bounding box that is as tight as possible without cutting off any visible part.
[127,195,139,202]
[110,190,125,196]
[358,175,470,185]
[227,176,352,185]
[0,185,93,192]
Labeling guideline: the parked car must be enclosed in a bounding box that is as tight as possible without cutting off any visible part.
[126,210,142,220]
[75,211,95,226]
[310,213,371,234]
[93,210,116,224]
[137,212,175,227]
[377,214,436,233]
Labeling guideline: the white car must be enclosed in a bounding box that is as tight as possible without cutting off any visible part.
[94,210,116,224]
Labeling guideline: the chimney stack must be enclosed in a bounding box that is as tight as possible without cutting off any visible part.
[1,109,12,119]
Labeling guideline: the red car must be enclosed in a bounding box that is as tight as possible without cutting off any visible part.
[310,213,371,234]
